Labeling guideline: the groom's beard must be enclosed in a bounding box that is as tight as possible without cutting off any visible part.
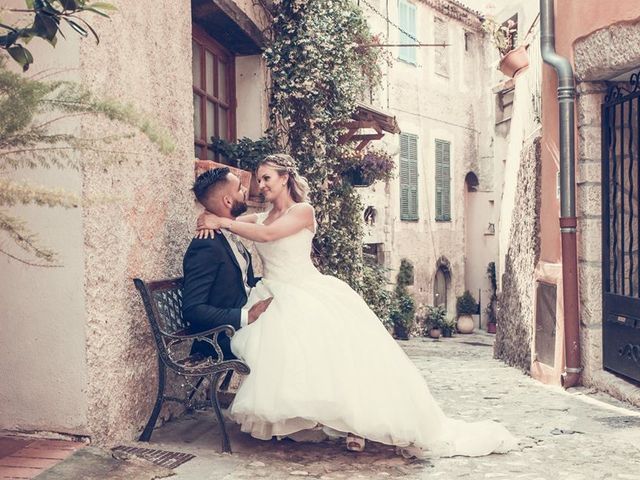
[231,200,248,217]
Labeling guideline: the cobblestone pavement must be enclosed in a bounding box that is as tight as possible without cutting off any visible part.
[142,333,640,479]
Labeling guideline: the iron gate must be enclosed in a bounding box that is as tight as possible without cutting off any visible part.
[602,71,640,383]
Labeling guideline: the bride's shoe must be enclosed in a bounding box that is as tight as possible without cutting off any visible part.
[346,433,365,452]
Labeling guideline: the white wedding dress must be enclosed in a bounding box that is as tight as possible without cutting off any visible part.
[229,207,518,457]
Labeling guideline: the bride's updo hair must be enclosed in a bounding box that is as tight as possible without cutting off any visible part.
[258,153,310,203]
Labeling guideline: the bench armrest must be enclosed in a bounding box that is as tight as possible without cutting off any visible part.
[165,325,238,364]
[163,324,237,341]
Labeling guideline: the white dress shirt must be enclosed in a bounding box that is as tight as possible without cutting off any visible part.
[221,230,252,327]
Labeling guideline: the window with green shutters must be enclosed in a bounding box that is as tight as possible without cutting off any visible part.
[400,133,419,221]
[435,139,451,221]
[398,0,417,64]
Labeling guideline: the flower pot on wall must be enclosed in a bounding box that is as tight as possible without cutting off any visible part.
[429,328,442,339]
[487,322,497,334]
[499,46,529,78]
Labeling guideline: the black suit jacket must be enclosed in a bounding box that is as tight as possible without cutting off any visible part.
[182,234,258,360]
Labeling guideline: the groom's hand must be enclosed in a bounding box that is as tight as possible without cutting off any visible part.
[248,297,273,324]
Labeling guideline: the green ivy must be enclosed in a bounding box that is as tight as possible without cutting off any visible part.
[266,0,383,293]
[209,136,277,172]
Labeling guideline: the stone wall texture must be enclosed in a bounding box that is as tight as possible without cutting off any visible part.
[78,1,198,444]
[572,21,640,408]
[494,138,541,370]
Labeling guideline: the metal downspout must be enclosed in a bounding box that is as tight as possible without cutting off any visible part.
[539,0,582,388]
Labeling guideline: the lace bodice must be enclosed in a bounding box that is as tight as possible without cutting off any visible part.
[255,209,318,282]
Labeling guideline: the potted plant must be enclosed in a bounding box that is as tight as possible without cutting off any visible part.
[390,259,415,340]
[456,290,478,334]
[424,305,447,339]
[343,147,395,187]
[481,17,529,78]
[441,316,457,338]
[486,262,498,334]
[209,136,277,199]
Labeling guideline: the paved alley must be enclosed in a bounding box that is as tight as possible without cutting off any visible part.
[128,332,640,479]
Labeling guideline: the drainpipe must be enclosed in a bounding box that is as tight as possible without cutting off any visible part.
[540,0,582,388]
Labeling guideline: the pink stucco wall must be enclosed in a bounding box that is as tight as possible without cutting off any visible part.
[540,0,640,264]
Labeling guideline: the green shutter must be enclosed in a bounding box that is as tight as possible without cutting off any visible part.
[435,139,451,221]
[400,133,419,221]
[398,0,417,64]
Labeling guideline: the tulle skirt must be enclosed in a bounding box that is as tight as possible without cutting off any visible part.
[230,273,518,457]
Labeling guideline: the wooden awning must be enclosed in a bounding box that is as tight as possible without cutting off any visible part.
[338,103,401,151]
[192,0,266,55]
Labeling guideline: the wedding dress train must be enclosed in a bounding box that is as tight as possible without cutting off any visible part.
[229,208,518,457]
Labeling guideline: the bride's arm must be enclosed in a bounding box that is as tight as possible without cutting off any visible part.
[199,204,314,242]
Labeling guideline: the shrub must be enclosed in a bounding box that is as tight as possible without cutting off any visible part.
[456,290,479,315]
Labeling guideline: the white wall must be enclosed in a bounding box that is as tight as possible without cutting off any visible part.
[0,10,89,434]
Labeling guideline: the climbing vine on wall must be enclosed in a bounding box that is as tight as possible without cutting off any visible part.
[265,0,385,297]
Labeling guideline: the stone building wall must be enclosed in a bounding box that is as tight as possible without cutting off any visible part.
[79,1,196,443]
[570,22,640,407]
[494,138,541,370]
[360,0,490,311]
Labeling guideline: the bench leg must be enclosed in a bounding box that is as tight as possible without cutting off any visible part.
[139,359,166,442]
[210,372,231,453]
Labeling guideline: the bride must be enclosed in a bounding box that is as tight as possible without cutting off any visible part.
[196,153,518,457]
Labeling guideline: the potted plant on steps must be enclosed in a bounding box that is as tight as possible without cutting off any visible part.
[456,290,479,334]
[442,316,457,338]
[481,16,529,78]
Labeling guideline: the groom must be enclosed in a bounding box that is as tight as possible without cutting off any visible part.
[182,167,272,362]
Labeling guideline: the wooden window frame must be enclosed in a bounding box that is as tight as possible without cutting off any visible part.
[192,24,237,162]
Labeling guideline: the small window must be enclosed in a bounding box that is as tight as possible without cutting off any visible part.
[464,32,472,52]
[192,25,236,163]
[434,17,449,77]
[400,133,419,221]
[398,0,417,64]
[364,206,377,226]
[435,139,451,221]
[363,243,385,265]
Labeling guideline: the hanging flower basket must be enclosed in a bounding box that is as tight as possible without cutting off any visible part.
[499,46,529,78]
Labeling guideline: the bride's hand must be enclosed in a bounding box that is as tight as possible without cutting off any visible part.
[194,211,223,239]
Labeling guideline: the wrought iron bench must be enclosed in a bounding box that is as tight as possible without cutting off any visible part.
[133,277,250,453]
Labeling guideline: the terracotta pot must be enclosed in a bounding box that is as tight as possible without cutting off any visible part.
[487,322,497,334]
[457,314,474,334]
[499,46,529,78]
[429,328,442,339]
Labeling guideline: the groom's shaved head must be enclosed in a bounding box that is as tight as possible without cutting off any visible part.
[192,167,230,203]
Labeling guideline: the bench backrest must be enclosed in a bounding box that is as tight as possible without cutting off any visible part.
[133,277,190,343]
